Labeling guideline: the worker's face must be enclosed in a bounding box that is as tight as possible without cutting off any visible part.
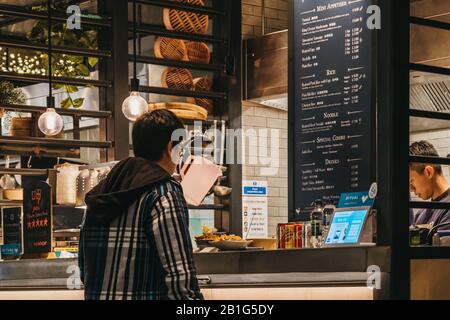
[409,166,435,200]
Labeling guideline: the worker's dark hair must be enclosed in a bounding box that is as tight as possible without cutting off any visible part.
[132,109,184,161]
[409,140,442,175]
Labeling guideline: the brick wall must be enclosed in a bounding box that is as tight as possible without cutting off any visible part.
[241,0,289,238]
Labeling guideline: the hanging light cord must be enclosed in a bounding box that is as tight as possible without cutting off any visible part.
[132,0,137,81]
[47,0,52,98]
[46,0,55,108]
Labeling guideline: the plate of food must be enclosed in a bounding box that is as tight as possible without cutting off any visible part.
[208,234,253,251]
[195,226,223,248]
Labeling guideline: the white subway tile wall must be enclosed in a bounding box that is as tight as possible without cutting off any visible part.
[241,1,289,237]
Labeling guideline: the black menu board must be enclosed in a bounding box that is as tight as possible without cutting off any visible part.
[1,207,22,245]
[23,180,52,254]
[292,0,375,217]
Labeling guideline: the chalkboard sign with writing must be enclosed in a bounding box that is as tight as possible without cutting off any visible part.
[1,207,22,245]
[23,180,52,254]
[291,0,375,219]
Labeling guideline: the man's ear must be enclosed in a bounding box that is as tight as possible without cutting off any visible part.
[166,141,174,157]
[424,165,435,179]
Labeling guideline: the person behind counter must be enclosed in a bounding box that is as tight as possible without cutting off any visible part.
[409,140,450,230]
[79,109,203,300]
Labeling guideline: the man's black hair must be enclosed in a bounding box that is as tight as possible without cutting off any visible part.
[409,140,443,175]
[132,109,184,162]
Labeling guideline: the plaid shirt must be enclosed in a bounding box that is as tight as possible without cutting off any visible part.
[79,179,203,300]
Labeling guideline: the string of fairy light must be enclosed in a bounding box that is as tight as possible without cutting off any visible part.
[0,46,77,76]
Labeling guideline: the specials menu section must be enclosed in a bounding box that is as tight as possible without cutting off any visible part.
[293,0,374,216]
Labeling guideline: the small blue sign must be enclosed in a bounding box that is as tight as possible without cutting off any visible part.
[243,186,267,196]
[338,191,374,208]
[1,244,20,258]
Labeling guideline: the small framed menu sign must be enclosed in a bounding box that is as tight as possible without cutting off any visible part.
[22,180,52,255]
[1,207,22,258]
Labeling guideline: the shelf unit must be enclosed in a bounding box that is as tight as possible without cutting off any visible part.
[0,1,242,234]
[127,0,242,232]
[0,1,117,159]
[379,0,450,299]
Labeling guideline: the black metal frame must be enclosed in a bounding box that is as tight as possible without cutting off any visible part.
[376,0,411,300]
[407,4,450,263]
[122,0,242,233]
[0,1,117,159]
[0,3,111,27]
[381,0,450,299]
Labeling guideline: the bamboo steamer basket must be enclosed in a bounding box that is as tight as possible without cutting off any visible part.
[185,41,211,64]
[161,67,194,91]
[163,0,209,34]
[3,188,23,201]
[149,102,207,120]
[186,77,213,113]
[154,37,189,61]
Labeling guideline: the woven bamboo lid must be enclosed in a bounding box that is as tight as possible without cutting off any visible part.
[186,77,213,113]
[161,67,194,91]
[185,41,211,64]
[163,0,209,34]
[154,37,189,61]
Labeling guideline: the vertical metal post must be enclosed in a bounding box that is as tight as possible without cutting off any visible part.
[99,0,130,161]
[377,0,411,299]
[226,0,243,235]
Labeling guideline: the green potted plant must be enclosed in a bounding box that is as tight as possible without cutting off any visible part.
[0,81,29,137]
[27,0,99,109]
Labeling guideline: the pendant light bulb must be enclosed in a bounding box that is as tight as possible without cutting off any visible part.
[122,91,148,122]
[38,108,64,136]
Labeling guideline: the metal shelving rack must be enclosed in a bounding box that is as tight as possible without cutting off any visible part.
[126,0,242,232]
[0,0,242,234]
[378,0,450,299]
[0,1,114,159]
[407,8,450,260]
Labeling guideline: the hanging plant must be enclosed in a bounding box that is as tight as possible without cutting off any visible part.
[27,0,99,109]
[0,80,26,107]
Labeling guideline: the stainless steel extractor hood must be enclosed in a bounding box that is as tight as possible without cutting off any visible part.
[243,30,288,111]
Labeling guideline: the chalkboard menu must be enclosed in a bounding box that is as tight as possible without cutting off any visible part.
[1,207,22,245]
[292,0,374,217]
[23,180,52,254]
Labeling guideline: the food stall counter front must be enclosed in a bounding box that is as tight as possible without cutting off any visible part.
[0,246,390,300]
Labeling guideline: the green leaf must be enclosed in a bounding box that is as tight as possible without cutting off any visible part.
[72,98,84,109]
[53,84,64,90]
[76,64,90,76]
[88,57,99,68]
[63,85,78,94]
[61,97,73,109]
[68,55,84,64]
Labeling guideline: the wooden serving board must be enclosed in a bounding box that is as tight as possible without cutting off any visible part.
[149,102,208,120]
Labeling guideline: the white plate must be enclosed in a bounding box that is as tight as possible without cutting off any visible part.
[209,240,253,251]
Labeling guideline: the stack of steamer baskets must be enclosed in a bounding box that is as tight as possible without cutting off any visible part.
[152,0,214,120]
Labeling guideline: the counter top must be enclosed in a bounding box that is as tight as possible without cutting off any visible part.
[194,245,391,274]
[0,246,390,291]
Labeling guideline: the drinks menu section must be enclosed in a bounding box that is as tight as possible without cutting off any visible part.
[294,0,373,215]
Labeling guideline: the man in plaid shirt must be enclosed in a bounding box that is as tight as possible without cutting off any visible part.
[79,109,203,300]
